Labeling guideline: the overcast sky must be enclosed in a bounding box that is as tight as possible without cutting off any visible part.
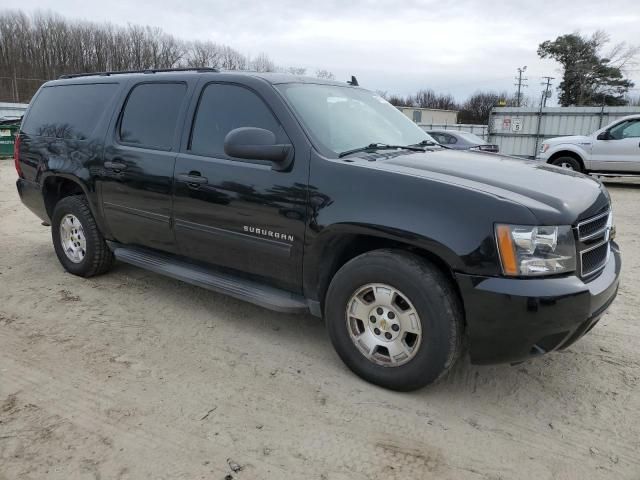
[21,0,640,103]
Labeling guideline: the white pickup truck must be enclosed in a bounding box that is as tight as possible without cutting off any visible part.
[537,114,640,174]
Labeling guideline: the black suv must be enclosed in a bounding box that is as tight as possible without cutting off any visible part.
[15,69,621,391]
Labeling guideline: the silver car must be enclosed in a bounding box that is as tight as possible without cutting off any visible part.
[427,130,499,153]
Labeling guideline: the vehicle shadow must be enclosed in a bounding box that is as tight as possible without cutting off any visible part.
[602,179,640,189]
[103,261,618,405]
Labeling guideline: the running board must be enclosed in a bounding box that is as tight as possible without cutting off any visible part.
[592,173,640,178]
[110,244,309,314]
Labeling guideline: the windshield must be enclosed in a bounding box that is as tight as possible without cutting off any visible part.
[277,83,436,156]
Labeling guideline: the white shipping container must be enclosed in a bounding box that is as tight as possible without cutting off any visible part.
[397,107,458,125]
[0,102,28,120]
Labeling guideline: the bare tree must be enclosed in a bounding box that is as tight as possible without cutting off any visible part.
[250,52,276,72]
[218,45,247,70]
[411,89,457,110]
[386,94,412,107]
[315,69,335,80]
[458,91,517,124]
[286,66,307,75]
[0,10,252,101]
[185,40,221,68]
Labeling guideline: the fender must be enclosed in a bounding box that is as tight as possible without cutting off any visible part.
[40,171,111,238]
[545,143,589,165]
[302,222,466,302]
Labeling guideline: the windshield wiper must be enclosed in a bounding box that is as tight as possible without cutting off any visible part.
[338,143,425,158]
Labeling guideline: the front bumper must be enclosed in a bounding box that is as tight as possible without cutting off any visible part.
[455,241,621,364]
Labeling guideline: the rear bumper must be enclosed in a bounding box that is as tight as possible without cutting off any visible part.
[456,241,621,364]
[16,178,49,222]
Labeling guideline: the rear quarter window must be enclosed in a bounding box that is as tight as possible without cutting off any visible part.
[22,83,119,139]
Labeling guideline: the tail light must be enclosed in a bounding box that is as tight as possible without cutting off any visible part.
[13,133,23,178]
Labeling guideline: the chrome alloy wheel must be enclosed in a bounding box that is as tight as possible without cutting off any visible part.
[558,162,575,170]
[345,283,422,366]
[59,214,86,263]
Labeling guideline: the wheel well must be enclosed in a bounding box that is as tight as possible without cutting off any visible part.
[547,151,585,170]
[43,177,85,218]
[316,234,463,318]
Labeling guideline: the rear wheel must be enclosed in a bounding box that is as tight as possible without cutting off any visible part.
[551,156,582,172]
[52,196,114,277]
[325,249,462,391]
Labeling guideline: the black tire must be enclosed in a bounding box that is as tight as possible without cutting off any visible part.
[51,195,114,277]
[325,249,463,391]
[550,156,582,172]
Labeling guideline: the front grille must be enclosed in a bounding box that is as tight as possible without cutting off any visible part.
[578,210,609,240]
[577,209,611,278]
[581,241,609,276]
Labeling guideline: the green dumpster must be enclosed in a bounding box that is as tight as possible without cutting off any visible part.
[0,123,19,158]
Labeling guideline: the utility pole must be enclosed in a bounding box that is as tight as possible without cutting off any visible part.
[533,76,554,159]
[515,66,528,107]
[541,76,554,108]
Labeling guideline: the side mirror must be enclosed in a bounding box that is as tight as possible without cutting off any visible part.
[597,131,611,140]
[224,127,293,171]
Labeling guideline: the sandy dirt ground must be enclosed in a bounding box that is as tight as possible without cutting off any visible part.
[1,159,639,480]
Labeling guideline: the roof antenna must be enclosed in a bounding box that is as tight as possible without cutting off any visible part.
[347,75,359,86]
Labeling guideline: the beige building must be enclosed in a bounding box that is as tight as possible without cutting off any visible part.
[397,107,458,125]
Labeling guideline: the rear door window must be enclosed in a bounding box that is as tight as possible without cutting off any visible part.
[119,83,187,150]
[22,83,119,139]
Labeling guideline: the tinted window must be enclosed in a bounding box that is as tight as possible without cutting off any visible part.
[190,83,286,157]
[22,83,118,139]
[120,83,186,149]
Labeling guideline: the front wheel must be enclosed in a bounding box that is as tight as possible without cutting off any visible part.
[325,250,463,391]
[551,156,582,172]
[51,195,114,277]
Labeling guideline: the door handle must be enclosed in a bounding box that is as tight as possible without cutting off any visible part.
[177,173,208,185]
[104,161,127,171]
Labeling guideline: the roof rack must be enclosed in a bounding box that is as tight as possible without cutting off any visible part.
[58,67,218,79]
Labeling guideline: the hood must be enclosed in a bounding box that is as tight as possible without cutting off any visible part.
[353,149,609,225]
[544,135,591,146]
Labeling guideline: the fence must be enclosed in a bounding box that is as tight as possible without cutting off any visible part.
[0,76,46,104]
[419,123,489,140]
[488,106,640,158]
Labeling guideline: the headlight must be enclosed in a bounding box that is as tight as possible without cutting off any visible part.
[495,224,576,276]
[540,143,550,153]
